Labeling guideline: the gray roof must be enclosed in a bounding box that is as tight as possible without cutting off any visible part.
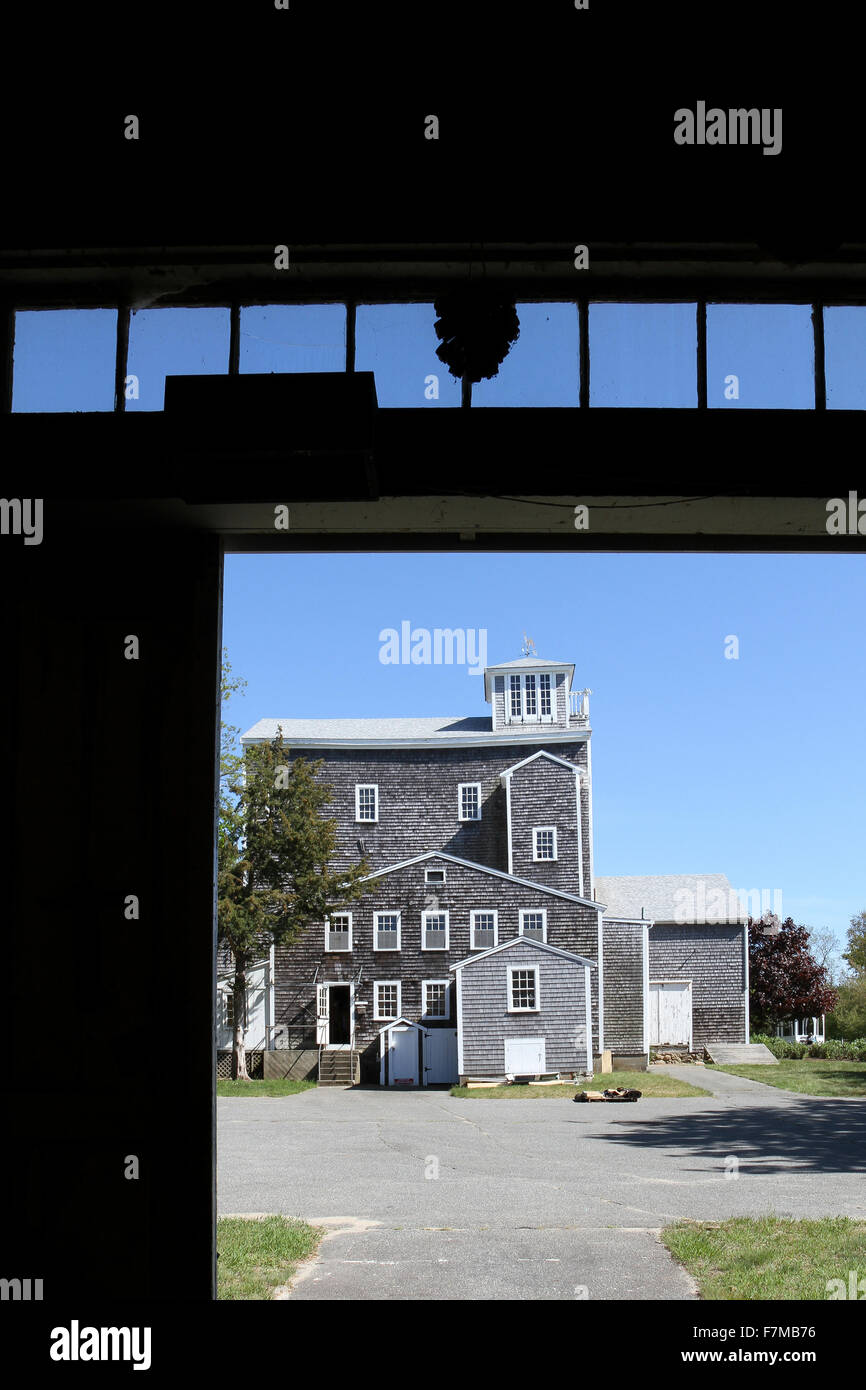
[240,715,588,747]
[594,874,748,924]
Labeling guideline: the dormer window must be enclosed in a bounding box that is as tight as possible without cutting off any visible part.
[506,672,555,724]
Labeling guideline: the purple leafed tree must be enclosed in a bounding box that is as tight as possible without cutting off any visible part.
[748,916,838,1031]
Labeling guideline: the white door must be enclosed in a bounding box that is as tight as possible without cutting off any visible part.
[244,964,268,1049]
[423,1029,458,1084]
[504,1037,547,1074]
[650,981,692,1047]
[390,1025,420,1085]
[316,985,329,1045]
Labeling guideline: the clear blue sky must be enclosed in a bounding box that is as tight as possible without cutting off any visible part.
[10,300,866,959]
[12,300,866,409]
[223,551,866,956]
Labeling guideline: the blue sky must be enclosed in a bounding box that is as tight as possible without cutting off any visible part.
[10,300,866,958]
[223,551,866,956]
[12,299,866,409]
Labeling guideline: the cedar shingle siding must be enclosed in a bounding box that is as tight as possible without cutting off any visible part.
[458,941,591,1076]
[602,919,646,1054]
[273,852,600,1082]
[649,924,746,1047]
[238,658,749,1080]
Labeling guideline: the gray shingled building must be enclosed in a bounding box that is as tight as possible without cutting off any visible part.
[223,655,751,1084]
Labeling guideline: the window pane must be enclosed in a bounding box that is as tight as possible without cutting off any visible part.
[706,304,814,409]
[825,307,866,409]
[589,302,697,406]
[355,303,460,407]
[240,304,346,374]
[472,303,580,407]
[13,309,117,412]
[127,307,230,411]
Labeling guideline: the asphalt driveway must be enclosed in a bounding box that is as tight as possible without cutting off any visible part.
[217,1069,866,1300]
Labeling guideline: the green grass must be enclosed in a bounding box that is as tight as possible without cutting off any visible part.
[709,1059,866,1098]
[450,1069,710,1098]
[217,1078,316,1098]
[217,1216,323,1299]
[661,1215,866,1300]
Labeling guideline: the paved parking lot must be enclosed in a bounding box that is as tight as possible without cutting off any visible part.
[217,1068,866,1300]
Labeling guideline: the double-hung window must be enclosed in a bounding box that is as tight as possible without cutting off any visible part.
[519,910,547,942]
[355,784,378,821]
[421,980,450,1019]
[458,782,481,821]
[422,910,449,950]
[533,826,558,861]
[470,909,498,950]
[374,911,401,951]
[374,981,401,1020]
[325,912,352,952]
[508,966,539,1012]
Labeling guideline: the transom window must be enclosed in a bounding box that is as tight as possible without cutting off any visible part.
[508,966,539,1011]
[355,784,378,821]
[506,672,556,723]
[422,911,449,950]
[458,782,482,821]
[374,981,401,1020]
[325,913,352,952]
[470,910,498,950]
[519,910,547,942]
[374,912,401,951]
[422,980,450,1018]
[533,827,558,861]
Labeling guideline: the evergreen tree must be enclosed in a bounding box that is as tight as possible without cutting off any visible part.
[218,729,370,1079]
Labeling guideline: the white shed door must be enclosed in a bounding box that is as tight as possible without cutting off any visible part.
[390,1025,420,1085]
[424,1029,458,1084]
[650,982,691,1047]
[504,1037,547,1074]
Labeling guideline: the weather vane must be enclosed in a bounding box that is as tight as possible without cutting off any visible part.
[521,632,537,657]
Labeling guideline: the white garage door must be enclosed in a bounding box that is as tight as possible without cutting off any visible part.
[649,981,692,1047]
[504,1037,547,1074]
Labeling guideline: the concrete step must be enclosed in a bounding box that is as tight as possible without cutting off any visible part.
[704,1043,779,1065]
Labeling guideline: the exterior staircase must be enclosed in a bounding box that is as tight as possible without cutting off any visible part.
[317,1049,360,1086]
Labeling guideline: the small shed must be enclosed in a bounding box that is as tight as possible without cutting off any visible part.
[451,937,596,1081]
[378,1017,425,1086]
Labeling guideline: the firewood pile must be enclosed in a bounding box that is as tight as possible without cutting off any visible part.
[573,1087,642,1103]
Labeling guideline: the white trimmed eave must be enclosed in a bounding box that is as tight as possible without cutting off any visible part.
[240,728,591,749]
[450,935,597,972]
[499,748,586,780]
[359,848,605,909]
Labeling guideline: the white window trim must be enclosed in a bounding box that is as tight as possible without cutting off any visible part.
[507,964,540,1012]
[373,980,402,1021]
[532,826,558,861]
[325,911,353,952]
[421,909,450,951]
[425,866,447,885]
[470,908,499,950]
[373,910,402,952]
[421,979,452,1020]
[355,783,379,822]
[505,672,557,725]
[518,909,548,943]
[458,782,482,821]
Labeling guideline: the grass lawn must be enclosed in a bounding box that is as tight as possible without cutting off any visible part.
[217,1078,316,1098]
[709,1059,866,1098]
[661,1215,866,1300]
[450,1069,710,1098]
[217,1216,323,1299]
